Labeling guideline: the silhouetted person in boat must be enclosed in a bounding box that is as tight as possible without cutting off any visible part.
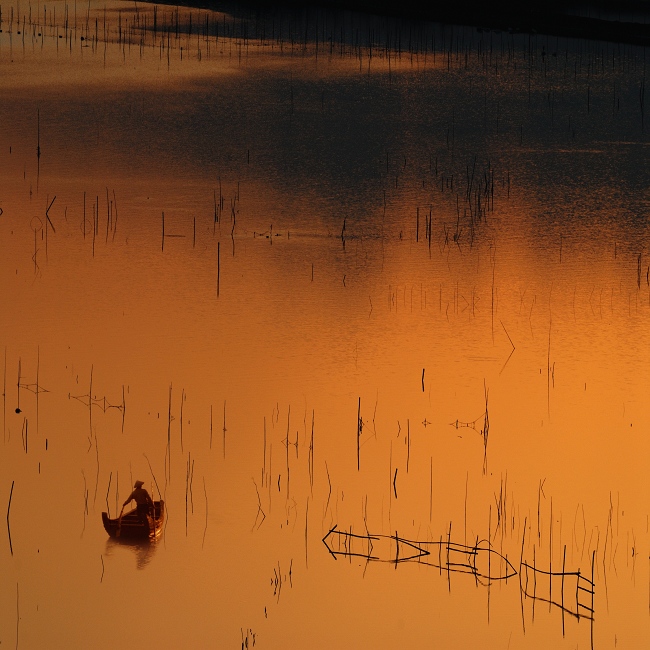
[123,480,153,524]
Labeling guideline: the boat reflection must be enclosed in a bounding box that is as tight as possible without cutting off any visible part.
[104,537,159,571]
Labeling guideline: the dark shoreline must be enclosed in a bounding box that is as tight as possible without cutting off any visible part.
[147,0,650,46]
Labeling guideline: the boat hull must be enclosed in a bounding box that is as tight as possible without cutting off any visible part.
[102,501,165,540]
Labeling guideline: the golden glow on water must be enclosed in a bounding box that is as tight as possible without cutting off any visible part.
[0,2,649,648]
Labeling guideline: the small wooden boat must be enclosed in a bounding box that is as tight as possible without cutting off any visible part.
[102,501,165,541]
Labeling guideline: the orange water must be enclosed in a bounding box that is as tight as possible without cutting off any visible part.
[0,3,648,648]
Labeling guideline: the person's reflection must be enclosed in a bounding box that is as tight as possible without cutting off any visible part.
[105,538,158,570]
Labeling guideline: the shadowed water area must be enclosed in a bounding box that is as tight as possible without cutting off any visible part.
[0,2,649,647]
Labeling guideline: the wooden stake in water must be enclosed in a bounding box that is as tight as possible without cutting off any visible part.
[549,497,553,612]
[308,411,314,494]
[305,497,309,569]
[560,544,566,636]
[591,549,595,649]
[180,388,185,452]
[217,241,220,297]
[285,406,290,499]
[429,457,433,522]
[89,365,94,437]
[519,516,527,634]
[487,505,492,622]
[464,471,468,545]
[406,419,410,473]
[105,188,110,243]
[6,480,14,556]
[15,357,21,414]
[446,521,453,590]
[262,416,266,486]
[166,384,172,484]
[357,397,361,471]
[3,347,6,442]
[213,190,218,232]
[202,476,208,549]
[37,107,41,165]
[222,400,226,459]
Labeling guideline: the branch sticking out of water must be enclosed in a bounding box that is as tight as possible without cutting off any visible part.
[202,477,208,549]
[6,480,14,556]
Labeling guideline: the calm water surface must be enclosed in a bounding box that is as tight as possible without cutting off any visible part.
[0,2,649,647]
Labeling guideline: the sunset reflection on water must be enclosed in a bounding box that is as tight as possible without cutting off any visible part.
[0,2,649,648]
